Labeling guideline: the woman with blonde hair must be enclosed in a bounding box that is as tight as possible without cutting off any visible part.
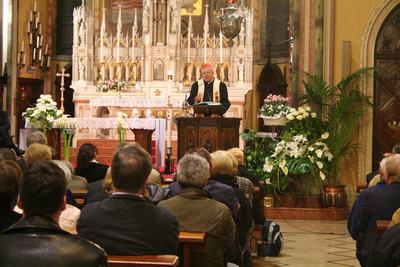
[211,150,253,267]
[25,143,52,167]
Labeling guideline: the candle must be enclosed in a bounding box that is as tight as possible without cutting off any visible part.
[29,33,33,45]
[39,57,43,67]
[45,44,48,55]
[34,0,37,12]
[39,24,42,35]
[219,30,223,64]
[37,12,40,22]
[21,41,24,52]
[22,54,26,65]
[38,48,42,61]
[27,21,31,33]
[33,48,36,61]
[17,54,20,64]
[36,36,40,47]
[47,56,51,68]
[29,11,33,22]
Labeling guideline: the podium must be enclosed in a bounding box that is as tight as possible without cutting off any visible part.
[174,117,241,159]
[192,102,224,117]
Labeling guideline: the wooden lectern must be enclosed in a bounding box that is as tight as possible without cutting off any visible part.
[174,116,241,159]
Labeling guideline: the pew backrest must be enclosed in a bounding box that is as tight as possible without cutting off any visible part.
[108,255,179,267]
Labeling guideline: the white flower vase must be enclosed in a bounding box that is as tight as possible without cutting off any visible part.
[259,115,287,126]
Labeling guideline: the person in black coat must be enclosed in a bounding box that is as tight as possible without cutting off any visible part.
[367,223,400,267]
[75,143,109,183]
[348,154,400,266]
[78,144,179,255]
[187,63,230,115]
[0,161,107,266]
[0,160,21,232]
[0,111,23,156]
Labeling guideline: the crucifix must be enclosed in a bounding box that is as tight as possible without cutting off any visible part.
[56,68,70,113]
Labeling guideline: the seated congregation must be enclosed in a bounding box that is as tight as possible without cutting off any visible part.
[348,146,400,267]
[0,130,263,267]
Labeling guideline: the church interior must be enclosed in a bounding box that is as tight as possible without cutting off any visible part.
[1,0,400,266]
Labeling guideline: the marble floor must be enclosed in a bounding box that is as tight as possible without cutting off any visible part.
[253,220,360,267]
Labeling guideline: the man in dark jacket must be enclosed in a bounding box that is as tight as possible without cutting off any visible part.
[0,111,23,156]
[348,154,400,266]
[0,161,107,267]
[78,143,179,255]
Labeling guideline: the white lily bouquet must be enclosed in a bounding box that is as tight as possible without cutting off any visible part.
[54,115,77,161]
[116,112,128,145]
[22,94,63,132]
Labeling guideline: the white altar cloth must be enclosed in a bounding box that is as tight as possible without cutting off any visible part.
[75,118,166,167]
[89,98,183,108]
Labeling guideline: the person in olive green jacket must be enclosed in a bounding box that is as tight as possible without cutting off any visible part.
[158,154,236,267]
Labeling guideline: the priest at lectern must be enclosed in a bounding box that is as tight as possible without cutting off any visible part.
[187,63,231,115]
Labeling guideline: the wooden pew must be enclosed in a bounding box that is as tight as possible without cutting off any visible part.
[108,255,179,267]
[179,231,206,267]
[70,188,88,208]
[376,220,391,236]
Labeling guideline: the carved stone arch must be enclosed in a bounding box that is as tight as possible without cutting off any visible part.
[153,58,165,80]
[373,4,400,170]
[257,61,287,131]
[359,0,400,179]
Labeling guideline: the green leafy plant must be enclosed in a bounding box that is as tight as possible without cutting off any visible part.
[241,130,277,193]
[300,68,374,184]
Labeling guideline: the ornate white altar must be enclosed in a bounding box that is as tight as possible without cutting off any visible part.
[71,0,253,154]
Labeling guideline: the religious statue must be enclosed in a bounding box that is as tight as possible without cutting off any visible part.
[170,7,178,34]
[109,64,114,80]
[239,21,245,46]
[116,65,122,80]
[79,21,85,46]
[238,59,244,82]
[79,58,85,81]
[143,2,150,35]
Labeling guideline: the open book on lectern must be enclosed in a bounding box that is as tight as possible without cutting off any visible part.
[193,102,222,107]
[192,102,223,116]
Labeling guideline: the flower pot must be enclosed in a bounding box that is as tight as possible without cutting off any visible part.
[263,195,274,208]
[259,115,287,126]
[323,185,347,208]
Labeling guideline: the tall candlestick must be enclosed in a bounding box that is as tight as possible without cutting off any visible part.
[219,30,223,64]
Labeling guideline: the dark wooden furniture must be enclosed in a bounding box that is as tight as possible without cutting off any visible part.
[131,129,155,155]
[108,255,179,267]
[70,188,88,208]
[376,220,391,237]
[174,117,241,159]
[179,231,206,267]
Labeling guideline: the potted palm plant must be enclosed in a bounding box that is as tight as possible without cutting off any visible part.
[300,68,374,207]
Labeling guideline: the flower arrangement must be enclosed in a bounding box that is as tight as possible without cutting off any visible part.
[259,94,290,118]
[22,94,63,132]
[54,115,77,161]
[260,105,333,193]
[263,133,333,192]
[115,112,128,145]
[97,80,126,92]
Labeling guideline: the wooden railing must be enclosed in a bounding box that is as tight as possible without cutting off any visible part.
[108,255,179,267]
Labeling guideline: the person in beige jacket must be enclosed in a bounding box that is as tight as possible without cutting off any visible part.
[158,154,236,267]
